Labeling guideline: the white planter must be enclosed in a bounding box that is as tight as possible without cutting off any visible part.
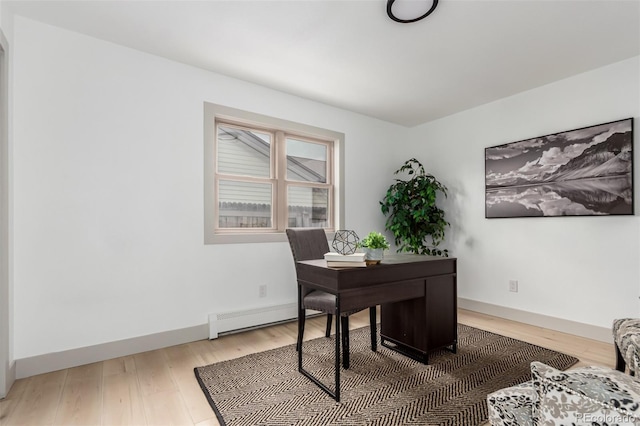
[364,248,384,262]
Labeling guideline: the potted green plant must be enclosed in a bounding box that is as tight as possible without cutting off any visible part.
[380,158,449,257]
[359,231,390,263]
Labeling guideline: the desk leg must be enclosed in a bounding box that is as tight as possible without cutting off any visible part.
[341,317,349,369]
[297,285,304,367]
[296,285,305,352]
[334,298,341,401]
[369,307,377,352]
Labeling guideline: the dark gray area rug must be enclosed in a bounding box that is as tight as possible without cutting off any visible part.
[194,324,578,425]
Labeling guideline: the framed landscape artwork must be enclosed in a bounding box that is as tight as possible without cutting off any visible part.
[485,118,634,218]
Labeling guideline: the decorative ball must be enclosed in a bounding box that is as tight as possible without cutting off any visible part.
[332,230,359,255]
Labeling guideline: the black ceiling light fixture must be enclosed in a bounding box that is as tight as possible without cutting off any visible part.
[387,0,439,23]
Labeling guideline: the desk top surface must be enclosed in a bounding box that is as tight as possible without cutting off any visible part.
[296,254,456,292]
[298,253,455,269]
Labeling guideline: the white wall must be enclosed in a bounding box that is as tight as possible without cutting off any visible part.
[0,0,13,398]
[12,12,638,370]
[406,56,640,330]
[12,16,406,360]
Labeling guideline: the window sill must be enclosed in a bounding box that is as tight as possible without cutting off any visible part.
[205,230,335,245]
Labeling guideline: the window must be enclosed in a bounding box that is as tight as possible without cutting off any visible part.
[204,103,344,244]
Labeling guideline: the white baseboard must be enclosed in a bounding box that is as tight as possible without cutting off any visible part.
[16,298,611,380]
[15,324,209,379]
[458,298,613,344]
[16,304,302,379]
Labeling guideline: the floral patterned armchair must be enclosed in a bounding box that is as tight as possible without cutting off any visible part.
[487,361,640,426]
[613,318,640,375]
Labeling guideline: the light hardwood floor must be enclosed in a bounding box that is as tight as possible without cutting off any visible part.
[0,309,615,425]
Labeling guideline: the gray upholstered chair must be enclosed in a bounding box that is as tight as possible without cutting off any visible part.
[286,228,376,369]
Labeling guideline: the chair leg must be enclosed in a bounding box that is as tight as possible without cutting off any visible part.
[615,343,626,373]
[369,306,377,352]
[297,307,305,352]
[325,314,333,338]
[341,316,350,369]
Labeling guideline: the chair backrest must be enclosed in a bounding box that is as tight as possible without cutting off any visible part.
[286,228,330,297]
[285,228,330,263]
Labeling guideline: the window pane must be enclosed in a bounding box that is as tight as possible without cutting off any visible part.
[286,138,327,183]
[217,125,271,178]
[287,186,329,228]
[218,180,272,228]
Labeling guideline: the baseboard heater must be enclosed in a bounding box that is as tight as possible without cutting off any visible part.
[209,302,299,339]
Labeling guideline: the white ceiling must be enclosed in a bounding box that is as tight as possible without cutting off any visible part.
[7,0,640,127]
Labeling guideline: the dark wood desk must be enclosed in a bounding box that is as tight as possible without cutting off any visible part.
[296,254,457,401]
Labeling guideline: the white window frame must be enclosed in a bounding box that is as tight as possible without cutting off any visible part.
[204,103,344,244]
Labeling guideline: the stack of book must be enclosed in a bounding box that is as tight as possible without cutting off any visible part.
[323,252,367,268]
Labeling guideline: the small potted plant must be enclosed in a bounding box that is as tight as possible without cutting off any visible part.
[359,231,390,264]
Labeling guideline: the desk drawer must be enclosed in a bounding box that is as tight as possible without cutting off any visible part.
[340,279,424,312]
[337,258,456,290]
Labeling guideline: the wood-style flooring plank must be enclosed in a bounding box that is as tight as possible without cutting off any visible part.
[53,363,102,426]
[101,371,146,426]
[134,350,178,397]
[141,389,193,426]
[194,417,221,426]
[5,370,67,425]
[102,355,137,377]
[0,397,19,424]
[163,345,213,424]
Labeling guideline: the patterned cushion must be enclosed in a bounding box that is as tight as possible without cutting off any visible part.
[613,318,640,373]
[530,361,640,426]
[487,381,536,426]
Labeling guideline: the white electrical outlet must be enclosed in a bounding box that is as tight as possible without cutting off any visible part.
[509,280,518,292]
[259,284,267,298]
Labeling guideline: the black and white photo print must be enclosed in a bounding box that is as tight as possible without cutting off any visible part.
[485,118,634,218]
